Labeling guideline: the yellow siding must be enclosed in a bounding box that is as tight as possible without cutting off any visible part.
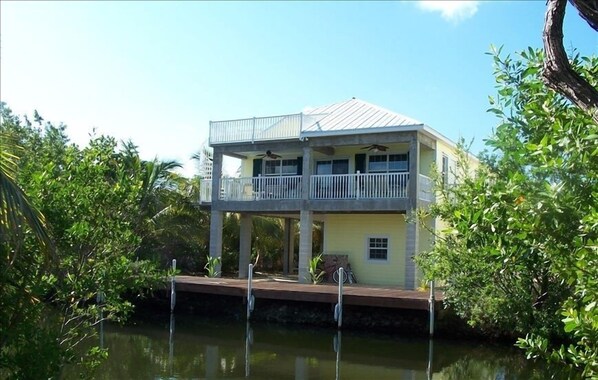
[415,214,435,287]
[420,148,435,177]
[435,139,457,169]
[435,139,479,177]
[324,214,407,286]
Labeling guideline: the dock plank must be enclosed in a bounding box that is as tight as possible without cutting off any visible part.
[175,276,442,311]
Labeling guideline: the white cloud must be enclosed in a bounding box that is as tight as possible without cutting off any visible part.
[416,1,479,24]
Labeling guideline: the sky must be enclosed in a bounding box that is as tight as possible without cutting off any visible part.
[1,1,596,177]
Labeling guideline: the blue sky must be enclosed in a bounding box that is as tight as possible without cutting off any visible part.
[1,1,596,176]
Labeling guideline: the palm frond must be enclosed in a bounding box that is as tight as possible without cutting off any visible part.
[0,167,53,255]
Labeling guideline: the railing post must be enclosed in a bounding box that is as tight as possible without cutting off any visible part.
[429,280,435,337]
[257,174,262,199]
[334,267,344,328]
[247,264,255,319]
[251,117,256,144]
[356,171,360,200]
[170,259,177,313]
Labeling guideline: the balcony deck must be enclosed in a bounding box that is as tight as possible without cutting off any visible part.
[199,173,434,204]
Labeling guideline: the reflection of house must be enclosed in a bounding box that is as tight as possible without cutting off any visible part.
[200,98,464,288]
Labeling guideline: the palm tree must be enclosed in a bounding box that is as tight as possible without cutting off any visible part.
[0,130,53,264]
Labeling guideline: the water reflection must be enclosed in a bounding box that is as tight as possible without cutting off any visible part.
[169,314,175,377]
[245,321,252,377]
[87,315,570,379]
[427,339,433,380]
[334,331,341,380]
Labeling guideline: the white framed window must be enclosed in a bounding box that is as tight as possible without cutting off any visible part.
[441,154,449,187]
[368,154,408,173]
[316,159,349,175]
[264,159,298,176]
[366,236,389,261]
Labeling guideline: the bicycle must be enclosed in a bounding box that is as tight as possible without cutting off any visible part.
[332,263,357,284]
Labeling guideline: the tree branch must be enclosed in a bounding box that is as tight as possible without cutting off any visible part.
[569,0,598,31]
[543,0,598,124]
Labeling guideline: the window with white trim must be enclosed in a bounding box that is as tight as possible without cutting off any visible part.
[367,236,389,261]
[264,159,298,176]
[368,154,408,173]
[316,159,349,175]
[441,154,449,187]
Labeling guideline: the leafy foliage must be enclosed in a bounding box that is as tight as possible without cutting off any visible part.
[0,105,169,377]
[416,47,597,376]
[204,255,222,278]
[308,253,325,284]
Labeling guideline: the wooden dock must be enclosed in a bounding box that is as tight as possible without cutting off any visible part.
[175,275,443,311]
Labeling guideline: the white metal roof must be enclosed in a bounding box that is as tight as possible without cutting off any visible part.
[301,98,423,135]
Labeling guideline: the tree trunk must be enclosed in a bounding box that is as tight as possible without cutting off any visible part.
[543,0,598,124]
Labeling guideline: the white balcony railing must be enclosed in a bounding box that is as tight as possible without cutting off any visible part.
[199,173,435,203]
[220,176,302,201]
[310,172,409,200]
[209,113,303,145]
[209,113,328,145]
[418,174,435,202]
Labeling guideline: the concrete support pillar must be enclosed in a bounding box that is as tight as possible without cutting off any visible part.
[297,146,313,282]
[301,147,312,200]
[209,210,223,276]
[289,221,296,272]
[208,149,224,277]
[405,136,420,289]
[298,210,313,284]
[408,136,420,206]
[238,213,252,278]
[210,150,223,205]
[283,218,292,275]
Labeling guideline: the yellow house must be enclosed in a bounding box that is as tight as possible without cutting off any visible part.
[200,98,467,289]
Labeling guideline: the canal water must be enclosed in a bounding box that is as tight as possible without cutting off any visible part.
[81,314,574,379]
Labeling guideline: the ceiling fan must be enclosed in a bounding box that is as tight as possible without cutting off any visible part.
[361,144,388,152]
[257,150,281,159]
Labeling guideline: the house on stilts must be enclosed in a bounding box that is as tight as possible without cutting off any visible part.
[199,98,470,289]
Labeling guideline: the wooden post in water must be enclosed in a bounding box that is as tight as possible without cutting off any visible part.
[247,264,255,319]
[170,259,176,313]
[429,280,435,337]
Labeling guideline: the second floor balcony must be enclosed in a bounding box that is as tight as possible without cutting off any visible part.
[200,172,434,204]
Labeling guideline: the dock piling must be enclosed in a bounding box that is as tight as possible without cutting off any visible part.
[334,267,344,328]
[170,259,177,313]
[247,263,255,319]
